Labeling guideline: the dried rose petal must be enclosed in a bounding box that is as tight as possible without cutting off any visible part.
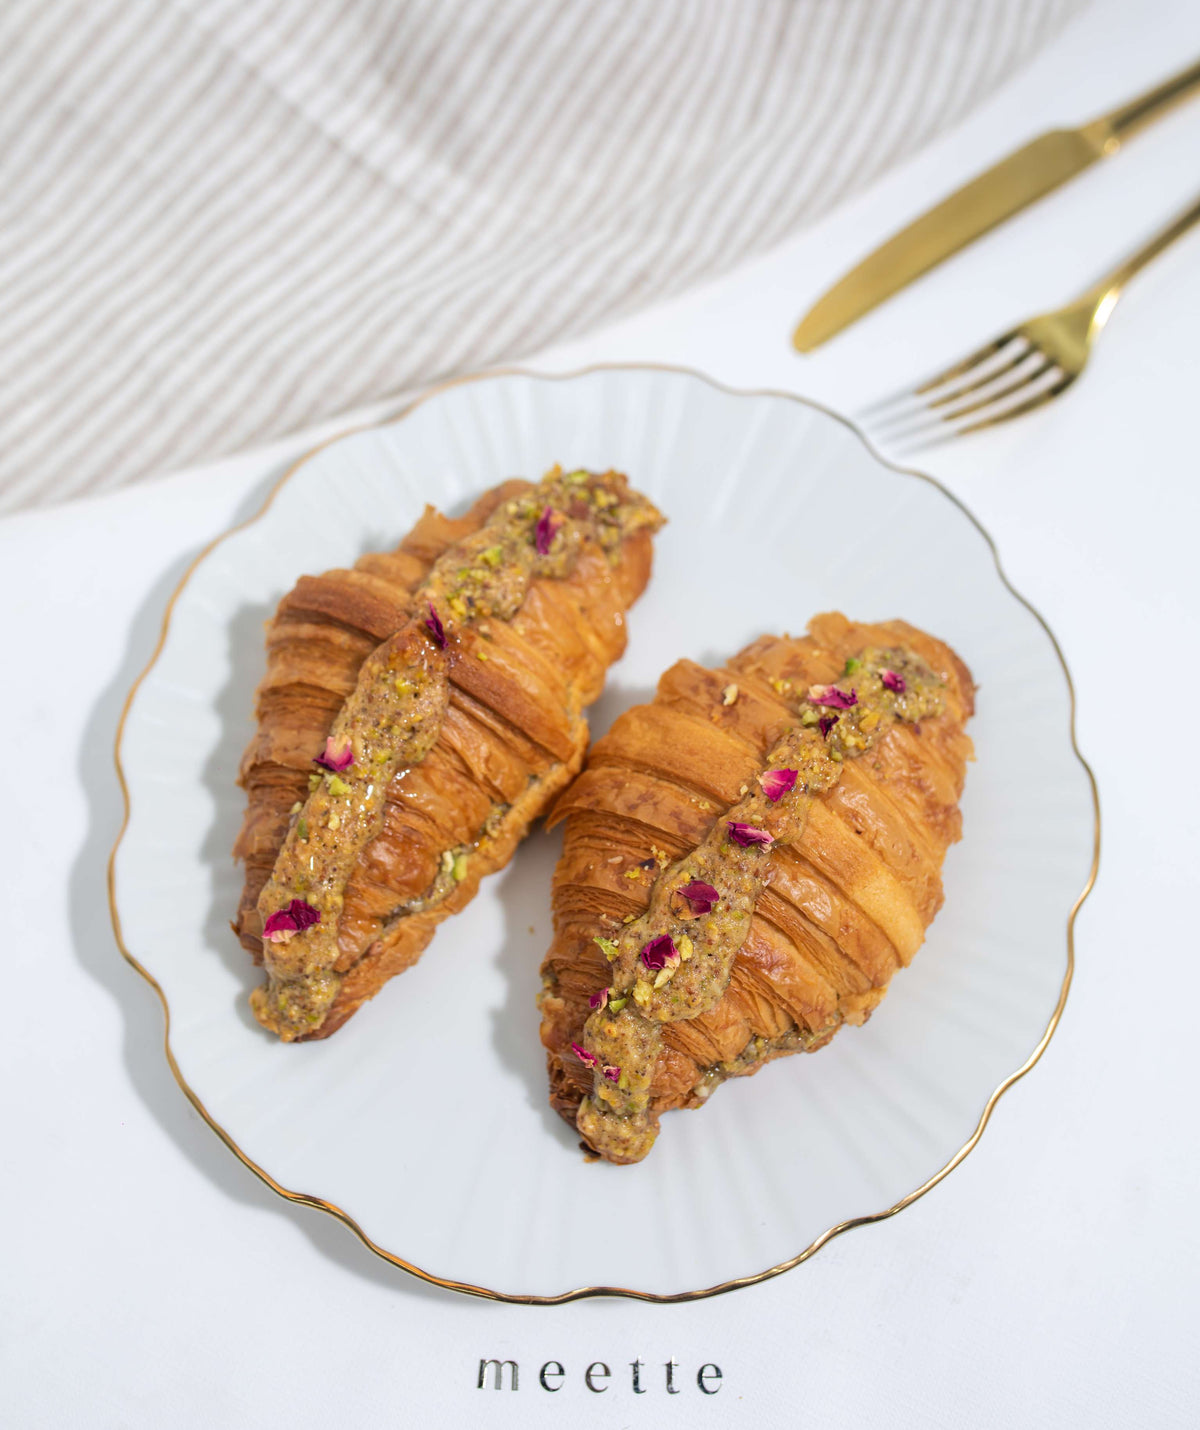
[881,668,907,694]
[818,714,838,737]
[312,736,354,772]
[535,505,563,555]
[423,600,446,648]
[759,768,797,802]
[571,1041,599,1069]
[727,821,774,848]
[588,988,609,1012]
[262,898,321,943]
[289,899,321,931]
[640,934,677,971]
[808,683,858,709]
[676,879,719,915]
[602,1065,621,1083]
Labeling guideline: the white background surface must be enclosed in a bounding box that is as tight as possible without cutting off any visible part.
[3,0,1198,1423]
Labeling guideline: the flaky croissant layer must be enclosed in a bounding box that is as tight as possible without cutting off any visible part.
[538,613,975,1162]
[234,472,661,1039]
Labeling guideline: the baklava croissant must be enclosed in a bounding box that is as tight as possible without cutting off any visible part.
[538,613,974,1164]
[234,467,663,1041]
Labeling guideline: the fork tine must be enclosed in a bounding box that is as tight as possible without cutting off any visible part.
[952,369,1074,435]
[856,332,1018,421]
[886,368,1073,455]
[868,350,1052,442]
[923,340,1036,411]
[912,333,1019,396]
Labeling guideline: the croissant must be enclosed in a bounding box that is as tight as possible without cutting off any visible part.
[233,467,663,1041]
[538,612,975,1164]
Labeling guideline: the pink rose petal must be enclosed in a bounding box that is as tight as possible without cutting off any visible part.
[571,1041,599,1069]
[759,768,797,802]
[588,987,609,1011]
[818,714,838,737]
[535,505,563,555]
[676,879,719,914]
[881,668,907,693]
[808,683,858,709]
[640,934,677,971]
[262,898,321,943]
[727,821,774,848]
[312,736,354,772]
[423,600,446,648]
[602,1065,621,1083]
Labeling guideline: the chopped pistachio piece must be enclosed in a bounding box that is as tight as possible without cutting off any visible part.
[451,852,468,881]
[327,774,351,797]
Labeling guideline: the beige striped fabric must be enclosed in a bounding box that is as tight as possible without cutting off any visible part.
[0,0,1086,512]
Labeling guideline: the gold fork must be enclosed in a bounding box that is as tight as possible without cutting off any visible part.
[857,191,1200,452]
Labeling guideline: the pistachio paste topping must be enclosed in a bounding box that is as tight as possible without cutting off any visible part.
[575,645,946,1163]
[251,466,663,1040]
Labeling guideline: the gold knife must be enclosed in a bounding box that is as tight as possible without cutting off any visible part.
[792,55,1200,352]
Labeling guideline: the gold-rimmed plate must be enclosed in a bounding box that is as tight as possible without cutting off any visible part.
[110,366,1097,1302]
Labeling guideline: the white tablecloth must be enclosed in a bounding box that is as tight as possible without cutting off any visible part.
[4,0,1198,1423]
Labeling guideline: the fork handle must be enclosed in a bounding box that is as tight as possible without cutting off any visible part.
[1083,192,1200,326]
[1090,56,1200,144]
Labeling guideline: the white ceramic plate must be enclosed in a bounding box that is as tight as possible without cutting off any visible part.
[111,366,1097,1302]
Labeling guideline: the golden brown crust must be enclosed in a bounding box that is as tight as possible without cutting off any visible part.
[233,481,655,1037]
[539,613,975,1127]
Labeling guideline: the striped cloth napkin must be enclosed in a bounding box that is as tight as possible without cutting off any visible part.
[0,0,1086,513]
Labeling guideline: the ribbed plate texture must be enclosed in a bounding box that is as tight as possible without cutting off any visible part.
[114,368,1095,1297]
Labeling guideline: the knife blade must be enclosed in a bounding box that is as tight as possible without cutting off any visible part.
[792,55,1200,352]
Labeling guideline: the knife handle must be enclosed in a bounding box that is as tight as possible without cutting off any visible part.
[1087,55,1200,146]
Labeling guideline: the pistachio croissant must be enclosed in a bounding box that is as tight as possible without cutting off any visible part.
[538,613,975,1163]
[234,468,663,1040]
